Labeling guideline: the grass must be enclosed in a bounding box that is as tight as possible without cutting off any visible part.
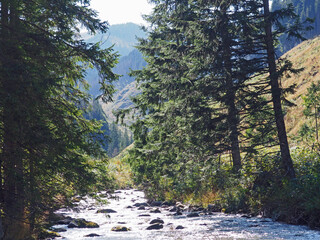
[108,144,135,189]
[281,36,320,137]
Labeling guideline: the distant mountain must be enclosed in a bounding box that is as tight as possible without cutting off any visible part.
[272,0,320,54]
[101,49,145,122]
[84,23,145,97]
[86,48,145,98]
[113,49,146,91]
[83,23,146,56]
[84,23,146,125]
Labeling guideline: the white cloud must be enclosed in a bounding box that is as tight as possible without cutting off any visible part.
[89,0,153,25]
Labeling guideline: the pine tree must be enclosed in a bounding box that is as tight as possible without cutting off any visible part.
[0,0,118,238]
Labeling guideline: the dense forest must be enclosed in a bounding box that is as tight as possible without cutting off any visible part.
[124,0,320,230]
[1,0,320,239]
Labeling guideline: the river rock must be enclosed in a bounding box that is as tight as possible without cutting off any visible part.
[176,225,185,229]
[50,213,73,225]
[176,202,185,209]
[52,227,67,232]
[187,212,200,218]
[150,218,164,224]
[138,206,146,210]
[133,202,149,207]
[56,218,73,225]
[84,233,101,237]
[169,206,178,212]
[111,225,131,231]
[150,208,161,213]
[68,218,99,228]
[146,223,163,230]
[96,209,117,213]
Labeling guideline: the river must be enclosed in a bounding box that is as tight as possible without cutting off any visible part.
[52,189,320,239]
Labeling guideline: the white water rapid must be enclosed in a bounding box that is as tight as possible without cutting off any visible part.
[52,189,320,239]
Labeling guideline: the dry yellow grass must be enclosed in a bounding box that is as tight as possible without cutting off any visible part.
[280,36,320,139]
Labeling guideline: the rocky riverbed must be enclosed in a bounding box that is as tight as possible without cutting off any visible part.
[50,189,320,239]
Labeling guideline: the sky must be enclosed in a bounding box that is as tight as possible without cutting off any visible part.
[89,0,153,25]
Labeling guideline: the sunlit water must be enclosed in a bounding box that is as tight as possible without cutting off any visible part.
[52,189,320,240]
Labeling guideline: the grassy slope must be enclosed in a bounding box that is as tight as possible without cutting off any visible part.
[281,36,320,139]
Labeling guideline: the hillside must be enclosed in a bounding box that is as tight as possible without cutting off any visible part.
[281,36,320,139]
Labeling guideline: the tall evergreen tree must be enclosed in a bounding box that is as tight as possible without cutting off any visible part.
[0,0,118,238]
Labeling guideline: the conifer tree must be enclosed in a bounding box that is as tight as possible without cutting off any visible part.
[0,0,118,238]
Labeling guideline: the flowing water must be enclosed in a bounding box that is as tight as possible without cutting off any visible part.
[52,189,320,240]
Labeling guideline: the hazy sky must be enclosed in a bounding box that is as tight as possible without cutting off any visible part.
[90,0,153,25]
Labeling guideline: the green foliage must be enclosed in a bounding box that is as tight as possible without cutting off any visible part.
[0,0,119,238]
[126,0,305,200]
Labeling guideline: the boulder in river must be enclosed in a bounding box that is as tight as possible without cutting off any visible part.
[150,208,161,213]
[146,223,163,230]
[169,206,178,212]
[137,206,146,210]
[133,202,149,207]
[96,209,117,213]
[187,212,200,218]
[51,227,67,232]
[68,218,99,228]
[84,233,101,237]
[111,225,131,232]
[56,218,73,225]
[176,225,185,230]
[150,218,164,224]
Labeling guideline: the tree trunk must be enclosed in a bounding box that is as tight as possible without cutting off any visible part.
[221,4,241,171]
[263,0,296,179]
